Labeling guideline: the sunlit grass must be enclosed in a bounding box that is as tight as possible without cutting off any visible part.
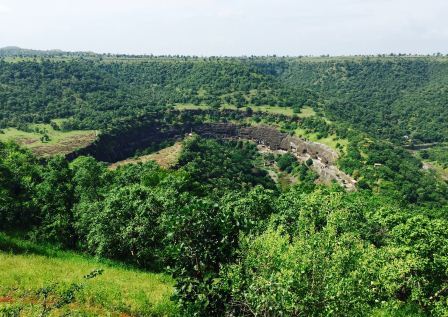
[296,106,316,118]
[0,233,177,316]
[252,105,294,115]
[295,127,349,153]
[109,142,183,170]
[0,122,97,157]
[0,125,96,147]
[174,103,316,117]
[174,103,210,110]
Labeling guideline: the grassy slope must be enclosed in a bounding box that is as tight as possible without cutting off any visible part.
[109,142,183,170]
[175,103,315,118]
[0,233,176,316]
[294,127,349,153]
[0,123,97,157]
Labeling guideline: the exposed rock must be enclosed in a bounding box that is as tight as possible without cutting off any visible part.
[188,123,356,190]
[190,123,339,165]
[67,121,356,191]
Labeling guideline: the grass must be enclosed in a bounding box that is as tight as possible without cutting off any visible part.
[0,233,177,316]
[296,106,316,118]
[295,127,349,153]
[175,103,316,117]
[220,104,295,115]
[109,142,183,170]
[250,105,294,116]
[174,103,210,110]
[0,122,97,157]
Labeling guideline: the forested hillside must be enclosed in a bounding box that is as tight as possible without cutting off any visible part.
[1,55,447,145]
[0,57,300,130]
[283,57,448,143]
[1,52,448,316]
[1,137,448,316]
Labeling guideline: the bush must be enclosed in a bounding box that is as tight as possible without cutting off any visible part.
[276,153,297,172]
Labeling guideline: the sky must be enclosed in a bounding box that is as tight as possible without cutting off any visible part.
[0,0,447,56]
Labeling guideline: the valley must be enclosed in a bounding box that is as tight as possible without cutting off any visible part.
[1,52,447,317]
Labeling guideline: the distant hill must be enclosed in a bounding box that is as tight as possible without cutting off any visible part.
[0,46,95,57]
[0,54,447,144]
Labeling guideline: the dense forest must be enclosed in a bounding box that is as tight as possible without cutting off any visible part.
[1,136,448,316]
[1,52,448,316]
[283,58,448,143]
[1,55,447,144]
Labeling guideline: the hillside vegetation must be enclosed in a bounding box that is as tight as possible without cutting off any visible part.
[1,132,448,316]
[1,53,448,316]
[0,233,176,316]
[1,55,447,145]
[0,122,96,156]
[283,57,448,143]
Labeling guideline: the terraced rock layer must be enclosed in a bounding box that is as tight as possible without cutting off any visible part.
[67,121,356,190]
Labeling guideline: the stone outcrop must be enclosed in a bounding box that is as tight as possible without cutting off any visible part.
[280,136,339,165]
[190,123,339,165]
[185,123,356,190]
[67,121,356,190]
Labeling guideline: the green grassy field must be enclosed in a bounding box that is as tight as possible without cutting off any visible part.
[175,103,315,117]
[295,106,316,118]
[109,142,183,170]
[220,104,296,115]
[174,103,209,110]
[0,233,177,316]
[295,127,349,153]
[0,123,97,157]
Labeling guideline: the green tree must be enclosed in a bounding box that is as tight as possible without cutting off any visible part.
[33,156,75,247]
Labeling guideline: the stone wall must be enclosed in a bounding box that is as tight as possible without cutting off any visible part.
[188,123,356,190]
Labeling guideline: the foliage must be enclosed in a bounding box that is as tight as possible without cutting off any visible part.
[276,153,298,173]
[0,233,176,316]
[1,55,448,315]
[339,138,448,205]
[178,136,276,192]
[419,146,448,168]
[214,188,448,316]
[283,57,448,144]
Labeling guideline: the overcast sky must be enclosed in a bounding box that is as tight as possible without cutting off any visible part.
[0,0,447,56]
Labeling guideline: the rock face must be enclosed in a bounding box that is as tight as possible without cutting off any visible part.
[67,121,356,190]
[191,123,286,151]
[190,123,339,165]
[188,123,356,190]
[280,136,339,165]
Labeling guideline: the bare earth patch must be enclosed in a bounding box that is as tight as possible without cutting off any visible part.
[15,137,39,145]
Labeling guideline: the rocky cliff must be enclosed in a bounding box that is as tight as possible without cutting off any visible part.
[189,123,339,165]
[67,120,356,190]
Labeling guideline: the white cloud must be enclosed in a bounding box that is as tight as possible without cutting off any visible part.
[0,0,447,55]
[0,4,11,14]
